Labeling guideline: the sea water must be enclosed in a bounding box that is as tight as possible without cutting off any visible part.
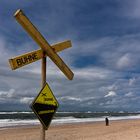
[0,111,140,128]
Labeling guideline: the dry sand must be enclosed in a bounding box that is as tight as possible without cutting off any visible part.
[0,119,140,140]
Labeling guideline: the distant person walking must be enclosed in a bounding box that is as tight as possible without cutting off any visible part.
[105,117,109,126]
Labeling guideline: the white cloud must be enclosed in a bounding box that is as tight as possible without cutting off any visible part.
[107,84,118,91]
[59,96,82,102]
[99,83,119,96]
[1,0,140,112]
[58,96,95,102]
[121,0,140,19]
[125,92,134,97]
[74,67,113,80]
[104,91,117,98]
[20,97,34,104]
[116,53,132,69]
[0,89,15,98]
[129,77,136,86]
[0,26,140,111]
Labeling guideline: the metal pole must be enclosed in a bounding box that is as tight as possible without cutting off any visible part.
[41,51,46,140]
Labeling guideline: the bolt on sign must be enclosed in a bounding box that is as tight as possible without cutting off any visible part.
[31,83,59,130]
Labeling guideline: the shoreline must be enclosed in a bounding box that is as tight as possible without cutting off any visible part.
[0,119,140,140]
[1,117,140,130]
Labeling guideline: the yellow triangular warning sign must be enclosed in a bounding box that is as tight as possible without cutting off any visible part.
[31,82,59,129]
[35,83,58,106]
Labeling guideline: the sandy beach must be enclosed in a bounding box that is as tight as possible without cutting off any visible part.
[0,119,140,140]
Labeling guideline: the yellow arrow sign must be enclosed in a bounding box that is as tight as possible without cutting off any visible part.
[14,9,74,80]
[9,40,71,70]
[31,83,59,130]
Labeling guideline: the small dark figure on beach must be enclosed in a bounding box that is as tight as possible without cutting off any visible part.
[105,117,109,126]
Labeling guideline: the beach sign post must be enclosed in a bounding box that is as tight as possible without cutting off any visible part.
[9,9,74,140]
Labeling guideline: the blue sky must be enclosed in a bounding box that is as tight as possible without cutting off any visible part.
[0,0,140,111]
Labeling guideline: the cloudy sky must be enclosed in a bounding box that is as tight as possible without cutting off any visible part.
[0,0,140,112]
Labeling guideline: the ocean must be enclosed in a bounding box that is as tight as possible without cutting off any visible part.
[0,111,140,128]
